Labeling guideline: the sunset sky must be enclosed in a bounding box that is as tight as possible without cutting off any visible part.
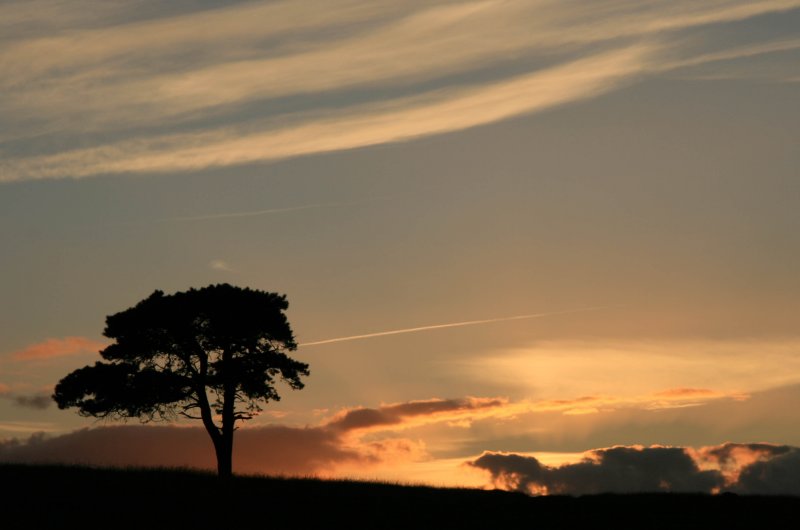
[1,0,799,494]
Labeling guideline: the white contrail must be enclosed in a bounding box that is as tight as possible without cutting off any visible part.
[162,195,396,222]
[166,202,341,222]
[300,306,614,347]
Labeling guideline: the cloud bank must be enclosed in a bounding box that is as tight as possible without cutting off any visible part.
[469,443,800,496]
[2,391,798,494]
[0,397,503,475]
[1,0,798,182]
[0,390,777,484]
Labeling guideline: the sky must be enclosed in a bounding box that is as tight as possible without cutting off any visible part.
[1,0,799,495]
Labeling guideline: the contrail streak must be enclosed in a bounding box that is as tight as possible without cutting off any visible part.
[163,195,396,222]
[300,306,614,347]
[167,203,334,221]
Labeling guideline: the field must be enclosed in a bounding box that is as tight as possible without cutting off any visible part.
[2,464,799,529]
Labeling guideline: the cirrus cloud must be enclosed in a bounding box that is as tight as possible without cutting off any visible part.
[1,0,799,182]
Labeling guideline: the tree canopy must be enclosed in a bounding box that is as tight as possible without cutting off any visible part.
[53,284,309,477]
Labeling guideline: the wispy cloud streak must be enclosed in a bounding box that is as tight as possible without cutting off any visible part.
[1,0,798,182]
[458,339,800,398]
[0,45,653,181]
[300,306,613,346]
[8,336,107,361]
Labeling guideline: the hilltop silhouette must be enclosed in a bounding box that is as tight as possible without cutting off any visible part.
[2,464,798,529]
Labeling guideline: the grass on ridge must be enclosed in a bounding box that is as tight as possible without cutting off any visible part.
[2,463,798,530]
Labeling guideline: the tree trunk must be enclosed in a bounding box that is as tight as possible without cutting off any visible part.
[196,350,233,479]
[214,435,233,479]
[195,378,229,478]
[219,347,236,479]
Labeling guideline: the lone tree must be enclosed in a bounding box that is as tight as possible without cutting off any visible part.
[53,284,309,478]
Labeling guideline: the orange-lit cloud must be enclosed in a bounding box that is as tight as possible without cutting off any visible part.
[9,336,107,361]
[0,388,753,477]
[456,340,800,402]
[326,397,508,434]
[7,428,796,494]
[0,397,509,476]
[318,388,748,443]
[646,388,750,410]
[655,387,716,398]
[479,387,747,418]
[0,406,375,473]
[691,442,794,483]
[0,421,60,435]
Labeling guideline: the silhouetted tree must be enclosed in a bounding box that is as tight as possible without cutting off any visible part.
[53,284,309,478]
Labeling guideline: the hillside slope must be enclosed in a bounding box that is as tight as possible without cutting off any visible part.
[2,464,797,529]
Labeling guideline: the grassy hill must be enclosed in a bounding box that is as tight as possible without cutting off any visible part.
[2,464,798,529]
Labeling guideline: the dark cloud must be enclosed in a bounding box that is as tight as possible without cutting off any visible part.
[0,424,361,475]
[326,397,505,432]
[0,398,494,474]
[699,442,793,467]
[0,391,53,410]
[470,446,724,495]
[470,443,800,496]
[12,393,52,410]
[733,448,800,496]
